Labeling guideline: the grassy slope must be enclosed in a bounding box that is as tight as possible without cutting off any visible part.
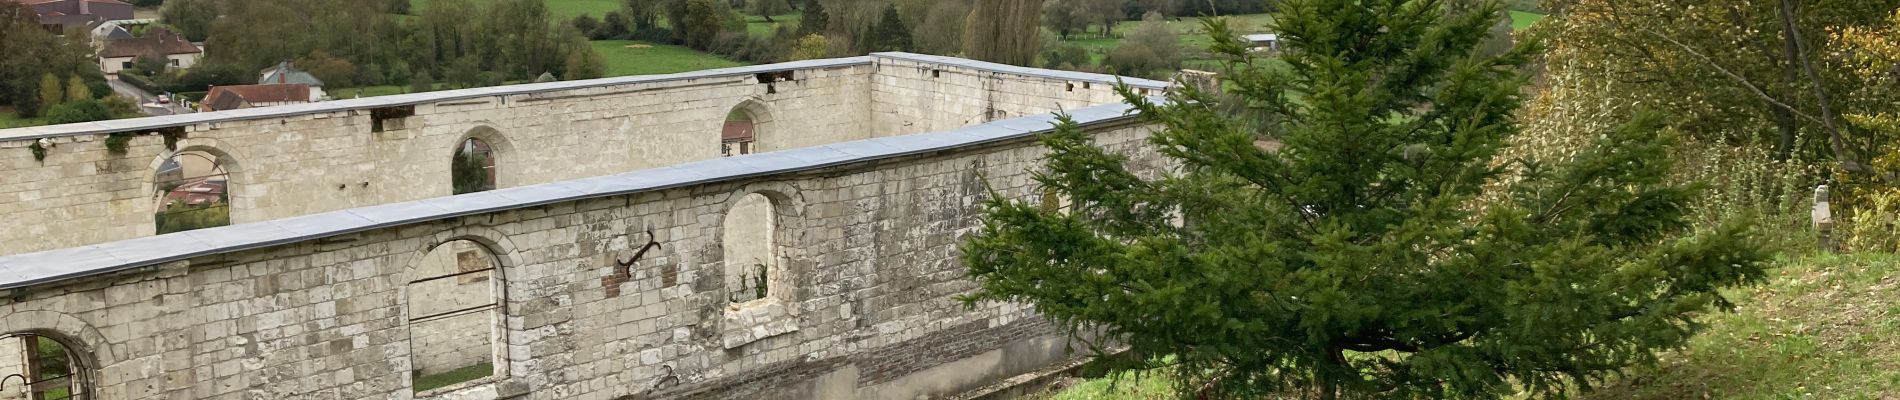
[0,108,44,129]
[1509,10,1545,31]
[591,40,746,76]
[1583,253,1900,399]
[1033,253,1900,399]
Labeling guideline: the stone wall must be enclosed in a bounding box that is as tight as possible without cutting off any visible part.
[0,54,1166,257]
[0,115,1163,399]
[0,62,873,256]
[869,54,1161,136]
[0,336,20,400]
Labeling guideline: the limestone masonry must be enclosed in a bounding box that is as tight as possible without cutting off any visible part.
[0,53,1169,399]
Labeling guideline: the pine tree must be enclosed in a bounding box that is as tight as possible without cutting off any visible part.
[797,0,828,37]
[868,5,912,52]
[961,0,1773,398]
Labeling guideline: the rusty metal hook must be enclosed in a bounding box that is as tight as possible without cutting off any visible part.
[617,229,662,268]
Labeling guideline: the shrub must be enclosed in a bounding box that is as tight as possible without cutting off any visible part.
[117,71,165,95]
[44,99,112,125]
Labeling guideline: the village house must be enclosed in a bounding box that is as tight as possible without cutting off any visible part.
[199,83,315,111]
[21,0,131,32]
[97,27,202,74]
[258,61,330,101]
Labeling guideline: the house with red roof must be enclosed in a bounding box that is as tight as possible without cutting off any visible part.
[201,84,316,112]
[22,0,132,31]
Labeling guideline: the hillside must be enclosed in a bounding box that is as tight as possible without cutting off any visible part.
[1033,254,1900,398]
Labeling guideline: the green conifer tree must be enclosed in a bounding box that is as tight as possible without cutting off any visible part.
[961,1,1772,398]
[796,0,828,37]
[868,4,912,52]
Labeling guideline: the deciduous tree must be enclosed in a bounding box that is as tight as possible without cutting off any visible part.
[748,0,792,22]
[962,1,1771,398]
[964,0,1043,66]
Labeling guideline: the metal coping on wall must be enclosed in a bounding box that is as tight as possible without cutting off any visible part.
[0,99,1152,290]
[0,53,1168,143]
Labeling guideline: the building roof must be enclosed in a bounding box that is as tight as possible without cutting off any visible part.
[24,0,133,25]
[98,27,202,59]
[259,61,325,87]
[1243,33,1279,42]
[102,26,131,40]
[202,84,312,111]
[21,0,130,5]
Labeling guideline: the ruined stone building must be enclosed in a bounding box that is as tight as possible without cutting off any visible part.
[0,53,1169,399]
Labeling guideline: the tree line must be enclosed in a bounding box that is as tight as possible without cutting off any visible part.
[0,2,121,121]
[562,0,1256,76]
[155,0,604,96]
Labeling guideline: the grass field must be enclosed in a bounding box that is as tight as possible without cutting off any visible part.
[1581,253,1900,399]
[1509,10,1546,30]
[0,108,44,129]
[1057,13,1278,67]
[745,11,803,36]
[408,0,622,20]
[1032,253,1900,399]
[591,40,746,76]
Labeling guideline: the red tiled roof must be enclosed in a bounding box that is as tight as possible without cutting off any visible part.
[202,84,311,111]
[21,0,130,5]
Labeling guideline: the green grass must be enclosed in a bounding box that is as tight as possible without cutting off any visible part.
[591,40,747,76]
[0,108,45,129]
[1030,368,1177,400]
[1056,13,1278,68]
[1582,253,1900,399]
[408,0,622,20]
[414,362,494,392]
[1509,10,1545,31]
[1034,254,1900,399]
[745,11,803,36]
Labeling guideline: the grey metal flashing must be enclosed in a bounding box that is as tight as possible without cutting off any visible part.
[0,101,1145,290]
[870,52,1173,89]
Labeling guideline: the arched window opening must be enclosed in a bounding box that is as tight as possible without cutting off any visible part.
[721,110,757,157]
[0,333,88,400]
[153,150,230,235]
[723,193,777,304]
[406,240,503,393]
[452,138,497,195]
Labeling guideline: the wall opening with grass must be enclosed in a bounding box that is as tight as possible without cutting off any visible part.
[406,239,505,393]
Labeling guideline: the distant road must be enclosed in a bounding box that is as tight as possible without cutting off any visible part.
[107,77,192,116]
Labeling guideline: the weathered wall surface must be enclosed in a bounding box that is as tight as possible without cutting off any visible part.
[0,63,874,256]
[0,117,1161,399]
[0,54,1164,257]
[869,55,1163,136]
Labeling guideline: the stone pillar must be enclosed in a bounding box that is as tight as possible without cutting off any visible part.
[1814,184,1834,251]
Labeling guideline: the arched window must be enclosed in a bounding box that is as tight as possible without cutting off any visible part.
[0,333,88,400]
[723,193,777,304]
[153,150,231,234]
[406,240,503,393]
[721,110,757,157]
[452,138,497,195]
